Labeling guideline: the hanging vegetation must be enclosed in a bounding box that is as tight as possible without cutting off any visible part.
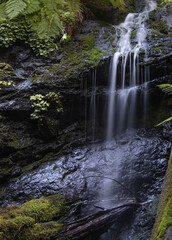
[0,0,127,55]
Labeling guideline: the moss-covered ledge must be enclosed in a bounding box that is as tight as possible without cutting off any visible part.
[151,150,172,240]
[0,194,69,240]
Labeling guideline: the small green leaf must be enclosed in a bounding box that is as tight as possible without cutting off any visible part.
[155,117,172,127]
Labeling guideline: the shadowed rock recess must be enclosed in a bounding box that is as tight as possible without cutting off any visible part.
[0,0,172,239]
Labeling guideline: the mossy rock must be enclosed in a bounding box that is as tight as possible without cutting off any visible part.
[148,3,171,36]
[32,40,106,84]
[0,63,13,81]
[0,194,68,240]
[8,132,32,150]
[0,63,13,71]
[151,150,172,240]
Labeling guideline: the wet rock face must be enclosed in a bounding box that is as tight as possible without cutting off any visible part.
[0,128,171,240]
[0,15,171,183]
[1,128,171,206]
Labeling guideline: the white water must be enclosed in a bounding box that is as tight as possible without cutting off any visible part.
[107,0,156,140]
[90,69,97,142]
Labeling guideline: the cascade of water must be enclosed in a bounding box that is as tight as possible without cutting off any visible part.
[90,69,97,142]
[107,0,156,140]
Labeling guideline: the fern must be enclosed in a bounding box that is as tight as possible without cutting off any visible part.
[35,0,64,38]
[5,0,27,19]
[37,13,62,38]
[0,0,129,54]
[22,0,40,15]
[43,0,65,11]
[0,2,6,18]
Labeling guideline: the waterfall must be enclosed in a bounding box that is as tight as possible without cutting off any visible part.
[107,0,156,140]
[90,69,97,142]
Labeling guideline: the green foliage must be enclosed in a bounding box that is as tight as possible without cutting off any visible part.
[5,0,27,19]
[79,34,95,49]
[30,92,63,122]
[157,201,172,239]
[130,30,136,40]
[0,0,82,39]
[0,79,14,90]
[0,194,67,240]
[151,151,172,240]
[0,0,128,56]
[0,0,84,55]
[155,117,172,127]
[60,34,71,43]
[0,18,58,56]
[160,0,172,6]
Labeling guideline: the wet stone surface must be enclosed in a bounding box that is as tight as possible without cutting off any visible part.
[1,128,171,211]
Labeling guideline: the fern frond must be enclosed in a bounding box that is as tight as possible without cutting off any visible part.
[22,0,40,15]
[155,117,172,127]
[37,11,63,38]
[0,2,6,18]
[157,84,172,95]
[5,0,27,19]
[43,0,65,11]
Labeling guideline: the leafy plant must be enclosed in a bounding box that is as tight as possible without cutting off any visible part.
[0,0,84,55]
[0,18,58,56]
[30,92,63,124]
[0,0,83,39]
[0,0,128,55]
[0,79,14,90]
[155,84,172,126]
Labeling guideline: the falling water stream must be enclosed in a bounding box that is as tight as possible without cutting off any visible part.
[106,0,156,140]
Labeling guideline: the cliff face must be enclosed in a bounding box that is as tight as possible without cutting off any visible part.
[0,1,172,239]
[0,0,172,196]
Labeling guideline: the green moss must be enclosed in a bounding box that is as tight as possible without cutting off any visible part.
[151,21,168,34]
[27,222,63,240]
[53,164,58,170]
[0,232,4,239]
[151,150,172,240]
[139,48,145,55]
[32,42,105,83]
[8,132,32,149]
[8,132,23,149]
[157,201,172,239]
[0,63,13,71]
[0,194,68,240]
[112,48,117,54]
[149,7,170,35]
[153,46,164,53]
[17,195,67,222]
[87,48,102,66]
[0,63,13,81]
[79,34,95,49]
[131,30,136,40]
[151,29,162,39]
